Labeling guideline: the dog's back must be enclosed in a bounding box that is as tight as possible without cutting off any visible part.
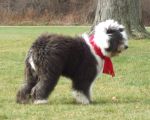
[28,34,97,78]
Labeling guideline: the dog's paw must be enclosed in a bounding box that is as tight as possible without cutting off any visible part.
[16,89,30,104]
[73,91,90,105]
[31,86,48,104]
[34,100,48,104]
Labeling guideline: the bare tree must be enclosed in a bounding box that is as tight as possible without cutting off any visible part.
[92,0,150,39]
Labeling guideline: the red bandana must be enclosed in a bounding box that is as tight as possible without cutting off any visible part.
[89,35,115,77]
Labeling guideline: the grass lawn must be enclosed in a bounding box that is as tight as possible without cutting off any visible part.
[0,26,150,120]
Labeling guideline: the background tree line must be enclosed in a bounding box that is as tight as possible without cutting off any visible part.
[0,0,149,25]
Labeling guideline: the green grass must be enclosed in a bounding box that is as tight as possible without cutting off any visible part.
[0,26,150,120]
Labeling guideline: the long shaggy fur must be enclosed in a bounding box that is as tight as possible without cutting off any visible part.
[16,20,128,104]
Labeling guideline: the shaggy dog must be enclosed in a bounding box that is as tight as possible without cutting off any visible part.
[16,20,128,104]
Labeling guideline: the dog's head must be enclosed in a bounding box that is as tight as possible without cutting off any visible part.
[94,20,128,57]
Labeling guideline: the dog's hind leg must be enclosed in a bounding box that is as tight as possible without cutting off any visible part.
[16,62,38,104]
[31,68,60,104]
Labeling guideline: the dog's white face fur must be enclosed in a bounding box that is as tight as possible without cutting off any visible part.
[94,19,128,57]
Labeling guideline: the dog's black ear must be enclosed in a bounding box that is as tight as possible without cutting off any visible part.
[107,28,124,34]
[119,28,124,32]
[106,29,116,34]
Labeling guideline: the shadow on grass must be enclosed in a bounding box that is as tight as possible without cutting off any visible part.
[91,99,140,105]
[14,95,149,106]
[45,97,143,106]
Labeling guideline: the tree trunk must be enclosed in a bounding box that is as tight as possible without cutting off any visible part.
[128,0,150,38]
[92,0,150,39]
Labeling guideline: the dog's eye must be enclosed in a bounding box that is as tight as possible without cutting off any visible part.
[119,28,124,32]
[107,29,116,34]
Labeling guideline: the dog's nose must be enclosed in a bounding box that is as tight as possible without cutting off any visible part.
[124,45,128,49]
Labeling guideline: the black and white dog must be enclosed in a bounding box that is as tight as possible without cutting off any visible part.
[16,20,128,104]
